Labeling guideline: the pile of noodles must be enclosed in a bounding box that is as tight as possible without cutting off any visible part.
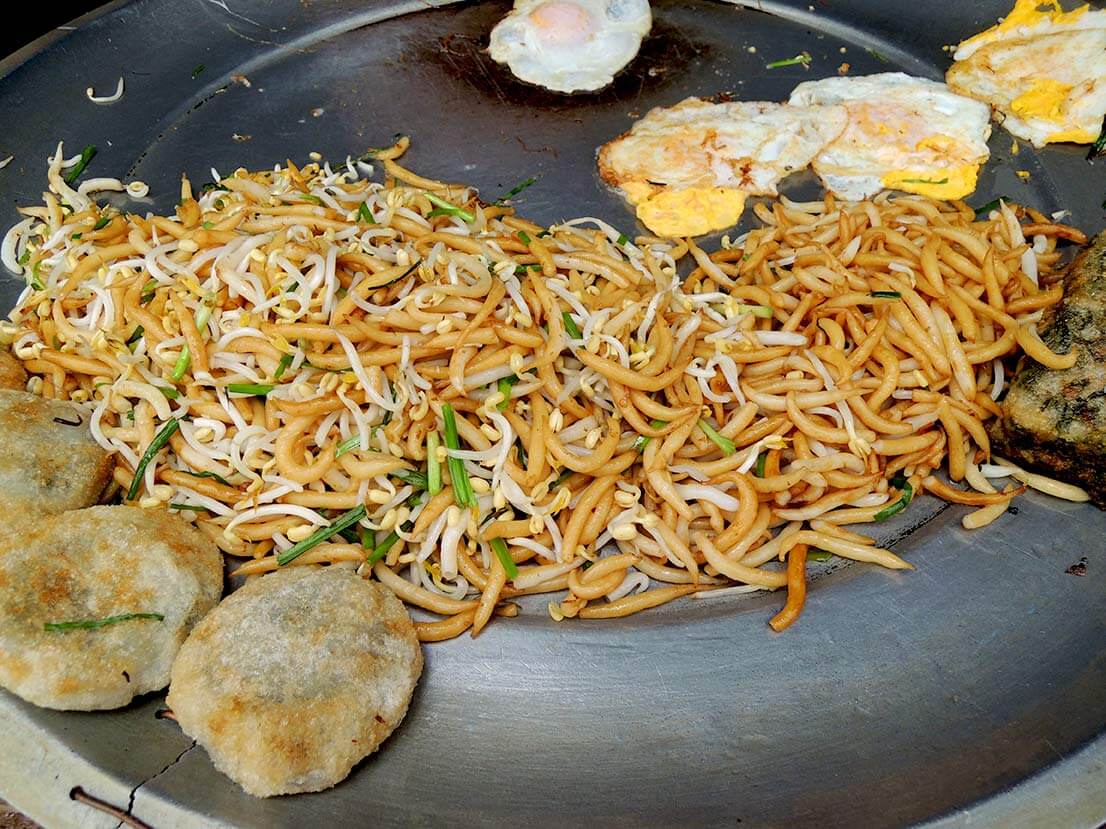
[1,138,1089,640]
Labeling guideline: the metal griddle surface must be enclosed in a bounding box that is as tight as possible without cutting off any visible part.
[0,1,1104,826]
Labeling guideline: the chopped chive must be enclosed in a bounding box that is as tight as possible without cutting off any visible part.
[807,550,834,562]
[169,503,207,512]
[71,232,82,240]
[199,182,230,194]
[201,221,214,230]
[698,420,736,456]
[490,537,519,579]
[394,468,429,490]
[366,528,400,565]
[497,374,518,411]
[360,526,375,551]
[517,230,532,245]
[92,214,111,230]
[615,232,629,246]
[537,230,551,238]
[191,63,205,78]
[515,439,528,468]
[1087,117,1106,160]
[16,249,30,266]
[494,176,538,205]
[140,279,158,304]
[45,612,164,632]
[874,479,914,521]
[298,194,323,205]
[127,418,181,500]
[973,196,1010,218]
[562,311,582,340]
[442,403,476,508]
[124,325,145,347]
[634,419,668,453]
[182,469,233,487]
[766,52,812,69]
[274,353,293,380]
[424,192,475,223]
[157,385,179,400]
[553,468,575,488]
[898,177,949,185]
[171,348,191,382]
[64,145,97,185]
[357,201,374,223]
[427,431,442,495]
[739,304,774,318]
[754,451,768,478]
[866,47,890,63]
[870,290,902,300]
[514,263,541,275]
[226,383,274,396]
[277,505,367,566]
[335,434,363,458]
[29,260,44,291]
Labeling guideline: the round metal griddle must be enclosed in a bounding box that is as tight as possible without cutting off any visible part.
[0,1,1104,826]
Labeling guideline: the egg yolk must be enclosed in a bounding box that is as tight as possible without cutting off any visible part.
[1011,78,1074,121]
[635,187,748,238]
[1045,127,1100,143]
[959,0,1089,52]
[881,164,980,200]
[528,1,596,46]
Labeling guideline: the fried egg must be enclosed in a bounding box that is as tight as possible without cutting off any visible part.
[597,98,848,237]
[489,0,651,93]
[946,0,1106,147]
[788,73,992,201]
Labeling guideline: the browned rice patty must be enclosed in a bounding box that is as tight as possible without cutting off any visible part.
[168,567,422,797]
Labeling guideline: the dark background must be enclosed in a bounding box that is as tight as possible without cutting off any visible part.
[1,1,99,59]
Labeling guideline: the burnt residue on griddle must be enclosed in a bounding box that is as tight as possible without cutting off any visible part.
[407,13,709,112]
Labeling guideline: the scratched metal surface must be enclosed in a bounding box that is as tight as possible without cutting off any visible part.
[0,0,1104,826]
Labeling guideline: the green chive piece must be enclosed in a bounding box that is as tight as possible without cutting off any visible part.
[93,215,112,230]
[874,480,914,522]
[740,304,774,318]
[201,221,214,230]
[140,279,158,304]
[698,420,736,456]
[424,192,475,223]
[866,47,890,63]
[394,468,429,490]
[169,503,207,512]
[367,528,400,565]
[64,145,97,185]
[494,176,538,205]
[357,201,374,223]
[616,232,629,246]
[127,419,181,500]
[1086,116,1106,160]
[29,260,44,291]
[497,375,518,411]
[870,291,902,300]
[298,194,323,205]
[182,469,233,487]
[17,249,30,266]
[157,385,180,400]
[490,537,519,579]
[274,353,293,380]
[335,434,363,458]
[634,419,668,453]
[442,403,476,508]
[226,383,274,396]
[897,177,949,185]
[562,311,583,340]
[754,451,768,478]
[125,325,145,347]
[807,550,833,562]
[517,230,532,245]
[171,347,191,382]
[45,612,164,632]
[71,232,82,240]
[766,52,812,69]
[278,505,367,566]
[514,263,541,275]
[191,63,205,78]
[973,197,1010,218]
[427,431,442,495]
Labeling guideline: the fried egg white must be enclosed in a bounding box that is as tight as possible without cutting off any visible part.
[597,98,848,237]
[788,73,992,201]
[946,0,1106,147]
[489,0,651,93]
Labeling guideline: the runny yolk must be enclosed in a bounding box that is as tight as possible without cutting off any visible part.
[528,1,596,46]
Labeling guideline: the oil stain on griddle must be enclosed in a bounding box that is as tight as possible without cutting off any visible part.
[404,2,710,113]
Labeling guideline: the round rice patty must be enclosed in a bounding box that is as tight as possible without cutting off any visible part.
[0,347,27,390]
[0,389,112,521]
[0,505,223,710]
[168,567,423,798]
